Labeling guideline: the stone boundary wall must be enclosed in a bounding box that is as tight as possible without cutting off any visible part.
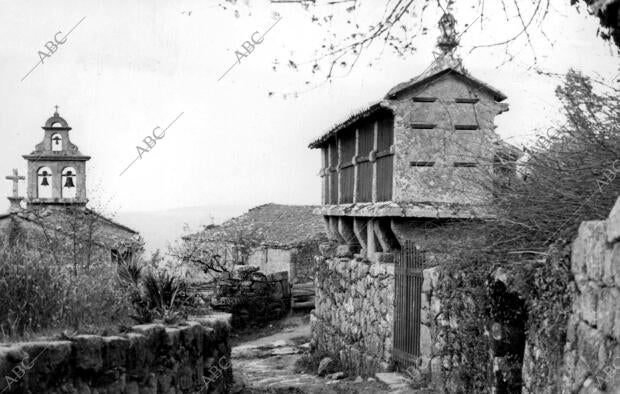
[561,199,620,393]
[418,267,452,390]
[0,313,232,394]
[311,244,395,376]
[416,267,471,392]
[211,265,290,327]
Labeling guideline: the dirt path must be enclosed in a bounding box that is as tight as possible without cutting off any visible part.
[231,316,429,394]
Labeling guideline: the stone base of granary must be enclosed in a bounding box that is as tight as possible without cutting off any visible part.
[311,243,395,376]
[310,313,392,376]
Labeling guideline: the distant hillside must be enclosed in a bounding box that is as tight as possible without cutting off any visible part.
[115,205,250,255]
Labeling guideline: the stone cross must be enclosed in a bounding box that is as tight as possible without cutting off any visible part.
[5,168,25,198]
[5,168,25,212]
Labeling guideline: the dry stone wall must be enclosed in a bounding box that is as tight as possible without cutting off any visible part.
[0,313,232,394]
[211,265,290,328]
[417,266,482,393]
[561,201,620,393]
[521,198,620,393]
[419,267,454,390]
[311,244,395,376]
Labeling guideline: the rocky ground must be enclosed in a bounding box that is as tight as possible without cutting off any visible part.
[230,315,434,394]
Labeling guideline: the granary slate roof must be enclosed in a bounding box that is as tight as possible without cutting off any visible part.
[308,56,507,149]
[196,203,327,248]
[307,101,391,149]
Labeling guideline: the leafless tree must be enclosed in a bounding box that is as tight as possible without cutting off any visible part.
[220,0,618,92]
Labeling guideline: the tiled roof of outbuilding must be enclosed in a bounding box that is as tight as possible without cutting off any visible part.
[198,203,327,247]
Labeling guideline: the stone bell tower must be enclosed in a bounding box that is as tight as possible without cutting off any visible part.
[23,107,91,207]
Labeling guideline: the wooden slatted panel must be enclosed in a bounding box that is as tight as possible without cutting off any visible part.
[357,162,372,202]
[340,166,354,203]
[329,140,338,204]
[393,240,425,369]
[339,129,355,204]
[377,115,394,150]
[323,176,329,205]
[321,147,328,204]
[376,114,394,201]
[358,121,374,154]
[329,173,338,204]
[329,138,338,165]
[340,130,356,162]
[377,156,393,201]
[356,121,374,202]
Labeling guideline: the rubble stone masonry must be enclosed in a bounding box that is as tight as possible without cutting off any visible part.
[560,199,620,393]
[311,244,395,376]
[0,313,232,394]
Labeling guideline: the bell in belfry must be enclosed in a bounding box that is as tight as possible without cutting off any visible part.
[64,174,75,188]
[41,176,49,186]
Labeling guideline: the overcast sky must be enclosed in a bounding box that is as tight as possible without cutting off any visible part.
[0,0,617,215]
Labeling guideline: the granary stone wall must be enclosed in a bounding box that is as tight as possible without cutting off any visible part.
[560,202,620,393]
[387,72,508,206]
[0,313,232,394]
[311,244,395,376]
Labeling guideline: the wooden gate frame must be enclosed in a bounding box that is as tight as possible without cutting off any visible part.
[393,240,425,369]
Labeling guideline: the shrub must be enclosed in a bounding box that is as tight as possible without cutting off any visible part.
[0,239,66,336]
[118,256,201,324]
[0,228,132,339]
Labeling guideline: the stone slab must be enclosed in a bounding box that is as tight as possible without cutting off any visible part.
[606,196,620,243]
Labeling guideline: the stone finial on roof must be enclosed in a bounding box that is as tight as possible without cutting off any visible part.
[430,11,465,75]
[437,12,459,55]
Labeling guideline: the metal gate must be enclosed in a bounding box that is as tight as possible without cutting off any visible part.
[393,240,425,368]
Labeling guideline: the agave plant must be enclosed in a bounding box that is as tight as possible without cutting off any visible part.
[128,270,189,324]
[142,271,177,310]
[117,257,143,287]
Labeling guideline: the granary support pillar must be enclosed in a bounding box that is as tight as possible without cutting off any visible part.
[353,218,367,252]
[374,218,400,252]
[324,216,344,243]
[366,219,382,258]
[338,216,356,245]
